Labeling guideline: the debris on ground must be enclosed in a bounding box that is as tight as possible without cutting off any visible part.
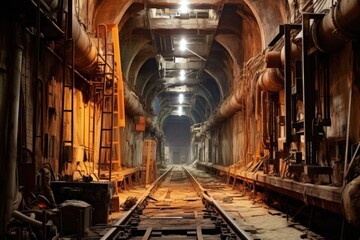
[120,196,138,210]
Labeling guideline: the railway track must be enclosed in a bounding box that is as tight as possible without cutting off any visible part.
[100,165,254,240]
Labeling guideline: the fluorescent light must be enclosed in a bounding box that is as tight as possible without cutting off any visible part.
[179,69,185,77]
[175,57,187,63]
[179,69,186,80]
[179,94,184,104]
[179,39,187,51]
[179,0,189,14]
[178,106,183,116]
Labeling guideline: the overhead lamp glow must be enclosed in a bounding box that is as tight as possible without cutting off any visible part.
[179,69,185,77]
[179,39,187,51]
[178,0,189,14]
[178,106,183,116]
[179,69,186,81]
[179,94,184,104]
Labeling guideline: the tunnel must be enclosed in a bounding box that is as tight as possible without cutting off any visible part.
[1,0,360,239]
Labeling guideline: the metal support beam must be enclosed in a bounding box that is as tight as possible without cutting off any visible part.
[283,24,301,146]
[302,13,325,165]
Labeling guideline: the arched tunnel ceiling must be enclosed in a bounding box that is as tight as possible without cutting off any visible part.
[112,0,286,130]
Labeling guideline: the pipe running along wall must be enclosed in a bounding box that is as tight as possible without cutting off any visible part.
[201,75,248,134]
[4,23,23,229]
[123,81,147,116]
[312,0,360,52]
[146,118,163,139]
[44,0,98,72]
[70,15,97,72]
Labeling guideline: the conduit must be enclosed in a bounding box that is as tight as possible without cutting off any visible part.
[312,0,360,52]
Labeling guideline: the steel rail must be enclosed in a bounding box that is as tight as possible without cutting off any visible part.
[182,166,254,240]
[100,166,174,240]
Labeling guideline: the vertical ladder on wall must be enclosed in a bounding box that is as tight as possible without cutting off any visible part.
[60,7,75,174]
[97,24,121,181]
[112,78,121,171]
[87,91,96,174]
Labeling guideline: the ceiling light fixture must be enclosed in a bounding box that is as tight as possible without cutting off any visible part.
[178,0,189,14]
[178,38,206,61]
[179,39,187,51]
[179,69,186,81]
[178,106,183,116]
[179,94,184,104]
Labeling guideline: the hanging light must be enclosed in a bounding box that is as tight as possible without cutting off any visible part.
[179,93,184,104]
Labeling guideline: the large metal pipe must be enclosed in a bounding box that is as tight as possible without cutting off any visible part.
[12,210,43,228]
[50,0,97,73]
[201,77,247,133]
[146,118,163,139]
[123,81,147,116]
[313,0,360,52]
[342,175,360,226]
[258,68,284,92]
[4,23,23,227]
[265,43,302,68]
[70,16,97,72]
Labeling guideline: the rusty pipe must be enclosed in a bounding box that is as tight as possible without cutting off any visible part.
[12,210,43,228]
[70,17,97,72]
[342,175,360,226]
[258,68,284,92]
[218,94,243,120]
[312,0,360,53]
[123,81,147,116]
[265,43,302,68]
[54,1,97,73]
[201,76,248,134]
[146,118,163,139]
[265,51,282,69]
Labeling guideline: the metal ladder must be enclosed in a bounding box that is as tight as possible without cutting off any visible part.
[60,10,75,174]
[86,91,96,174]
[97,24,121,181]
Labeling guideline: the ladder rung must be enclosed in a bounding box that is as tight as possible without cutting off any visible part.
[100,146,111,149]
[101,128,112,131]
[102,111,113,114]
[63,110,72,112]
[98,162,111,166]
